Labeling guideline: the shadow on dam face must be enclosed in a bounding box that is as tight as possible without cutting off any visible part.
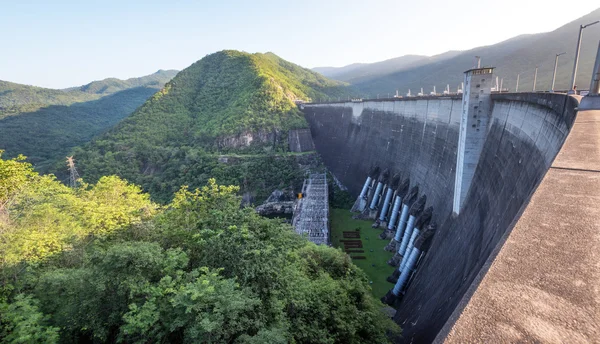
[301,93,579,343]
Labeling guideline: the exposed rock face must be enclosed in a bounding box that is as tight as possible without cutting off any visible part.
[265,189,296,203]
[255,201,295,216]
[255,189,296,216]
[218,130,280,149]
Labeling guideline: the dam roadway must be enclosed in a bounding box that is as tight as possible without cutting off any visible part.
[443,104,600,343]
[299,93,599,343]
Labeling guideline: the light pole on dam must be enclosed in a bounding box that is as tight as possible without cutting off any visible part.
[551,52,566,92]
[569,20,599,93]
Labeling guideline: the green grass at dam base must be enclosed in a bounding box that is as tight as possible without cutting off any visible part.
[329,208,396,298]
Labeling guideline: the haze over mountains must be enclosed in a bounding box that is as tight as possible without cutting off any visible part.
[315,7,600,96]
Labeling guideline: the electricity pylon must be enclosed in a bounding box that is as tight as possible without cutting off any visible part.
[66,156,81,188]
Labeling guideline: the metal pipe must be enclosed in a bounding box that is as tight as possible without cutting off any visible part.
[399,227,420,272]
[369,182,384,209]
[589,41,600,96]
[382,222,437,304]
[359,176,372,199]
[387,196,402,230]
[398,215,416,256]
[393,204,410,241]
[379,187,394,221]
[533,66,538,92]
[392,246,421,296]
[516,74,520,92]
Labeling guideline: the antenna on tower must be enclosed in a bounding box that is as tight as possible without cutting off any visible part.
[66,156,81,188]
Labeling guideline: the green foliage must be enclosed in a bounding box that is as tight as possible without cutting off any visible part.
[328,175,354,209]
[72,51,347,203]
[0,294,59,344]
[0,71,177,172]
[0,151,36,209]
[70,69,179,95]
[0,161,157,265]
[0,157,398,343]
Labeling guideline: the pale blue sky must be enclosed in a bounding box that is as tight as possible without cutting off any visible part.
[1,0,599,88]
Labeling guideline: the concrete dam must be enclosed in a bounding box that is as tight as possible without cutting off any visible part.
[300,78,586,342]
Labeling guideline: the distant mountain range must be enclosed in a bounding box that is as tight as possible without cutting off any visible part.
[314,7,600,96]
[0,70,178,171]
[313,51,461,85]
[63,69,179,95]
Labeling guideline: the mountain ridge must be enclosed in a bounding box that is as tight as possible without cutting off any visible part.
[0,70,178,171]
[313,7,600,95]
[64,69,179,95]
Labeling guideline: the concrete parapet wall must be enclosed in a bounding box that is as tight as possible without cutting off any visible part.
[301,93,578,343]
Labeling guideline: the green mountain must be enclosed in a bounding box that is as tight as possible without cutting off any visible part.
[72,50,351,203]
[0,70,178,171]
[319,7,600,95]
[64,69,179,95]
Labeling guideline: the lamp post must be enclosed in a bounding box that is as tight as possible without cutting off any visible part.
[590,41,600,96]
[570,21,600,93]
[551,52,566,92]
[533,66,538,92]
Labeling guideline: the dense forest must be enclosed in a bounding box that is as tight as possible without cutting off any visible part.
[0,152,398,343]
[72,51,352,203]
[0,71,178,173]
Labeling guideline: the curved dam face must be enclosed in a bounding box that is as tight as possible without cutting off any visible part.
[301,93,578,343]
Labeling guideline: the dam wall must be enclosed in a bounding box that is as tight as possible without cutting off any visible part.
[301,93,578,343]
[303,96,463,225]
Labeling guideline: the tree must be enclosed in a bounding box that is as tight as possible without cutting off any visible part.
[0,294,59,344]
[0,154,398,343]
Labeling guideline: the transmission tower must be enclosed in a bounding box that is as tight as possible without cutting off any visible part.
[66,156,81,188]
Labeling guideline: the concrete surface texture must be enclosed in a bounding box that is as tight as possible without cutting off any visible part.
[444,107,600,343]
[287,128,315,152]
[301,93,579,343]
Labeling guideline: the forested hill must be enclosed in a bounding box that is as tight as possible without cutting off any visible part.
[72,50,352,203]
[64,69,179,95]
[0,70,178,172]
[0,69,177,114]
